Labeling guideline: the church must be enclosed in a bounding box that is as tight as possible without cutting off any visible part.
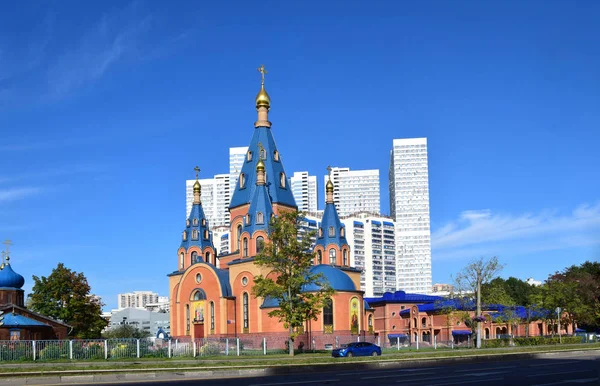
[168,67,374,346]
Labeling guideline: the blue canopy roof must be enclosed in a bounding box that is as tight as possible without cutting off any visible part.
[365,291,443,306]
[452,330,472,336]
[2,313,50,327]
[180,202,215,252]
[244,183,274,236]
[302,265,356,292]
[315,203,348,249]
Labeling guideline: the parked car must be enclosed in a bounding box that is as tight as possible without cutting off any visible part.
[332,342,382,357]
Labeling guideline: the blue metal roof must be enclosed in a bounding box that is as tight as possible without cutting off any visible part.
[229,126,297,209]
[302,264,356,292]
[243,184,274,236]
[365,290,443,305]
[315,203,348,249]
[0,264,25,289]
[452,330,472,336]
[180,203,215,252]
[260,296,280,309]
[2,313,50,327]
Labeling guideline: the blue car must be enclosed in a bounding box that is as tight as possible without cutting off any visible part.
[332,342,382,357]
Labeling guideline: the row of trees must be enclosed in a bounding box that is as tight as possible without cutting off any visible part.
[451,257,599,348]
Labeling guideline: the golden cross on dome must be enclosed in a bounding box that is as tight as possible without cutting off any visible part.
[327,165,332,179]
[2,239,11,257]
[194,166,200,179]
[257,64,267,85]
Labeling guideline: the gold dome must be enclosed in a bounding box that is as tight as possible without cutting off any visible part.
[326,179,334,191]
[256,158,265,172]
[193,180,201,193]
[256,85,271,110]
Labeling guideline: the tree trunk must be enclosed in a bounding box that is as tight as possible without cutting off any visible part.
[288,285,294,356]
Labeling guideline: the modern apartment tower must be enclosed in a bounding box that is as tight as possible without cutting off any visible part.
[229,146,248,199]
[185,174,231,227]
[389,137,432,294]
[291,171,318,213]
[341,213,397,297]
[324,167,380,217]
[118,291,160,310]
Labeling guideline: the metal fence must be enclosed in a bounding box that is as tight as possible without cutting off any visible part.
[0,333,591,361]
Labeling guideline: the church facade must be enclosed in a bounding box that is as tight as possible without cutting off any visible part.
[168,68,374,345]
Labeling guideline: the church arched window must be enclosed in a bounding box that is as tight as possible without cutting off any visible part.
[192,229,199,240]
[210,301,215,332]
[328,226,335,237]
[182,231,187,241]
[256,236,264,254]
[237,224,242,251]
[323,298,333,333]
[202,218,206,226]
[193,289,206,301]
[180,252,184,269]
[318,228,323,238]
[243,238,248,257]
[256,212,264,224]
[273,150,279,161]
[191,251,198,264]
[343,249,348,266]
[193,218,198,226]
[247,150,252,162]
[186,304,190,334]
[246,214,251,224]
[243,292,249,333]
[317,250,322,265]
[204,230,209,240]
[186,219,190,227]
[239,173,246,189]
[205,251,211,264]
[329,249,336,265]
[280,172,286,188]
[340,227,345,237]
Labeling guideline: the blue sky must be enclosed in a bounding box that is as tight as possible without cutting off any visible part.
[1,1,598,310]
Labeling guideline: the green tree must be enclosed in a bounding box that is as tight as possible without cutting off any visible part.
[252,211,334,356]
[102,325,151,339]
[28,263,107,338]
[454,256,504,349]
[481,278,515,306]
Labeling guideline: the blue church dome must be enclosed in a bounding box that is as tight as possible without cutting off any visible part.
[302,265,356,292]
[0,264,25,289]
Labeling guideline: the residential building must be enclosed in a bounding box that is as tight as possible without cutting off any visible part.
[118,291,159,310]
[389,137,432,294]
[106,308,170,337]
[324,167,380,217]
[431,283,454,297]
[341,212,396,297]
[186,174,231,227]
[290,171,318,213]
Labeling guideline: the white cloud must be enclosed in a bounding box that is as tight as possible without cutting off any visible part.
[0,187,42,203]
[432,202,600,260]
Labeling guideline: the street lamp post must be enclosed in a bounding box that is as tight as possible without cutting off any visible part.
[556,307,562,344]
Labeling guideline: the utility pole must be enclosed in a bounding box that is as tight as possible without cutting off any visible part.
[556,307,562,344]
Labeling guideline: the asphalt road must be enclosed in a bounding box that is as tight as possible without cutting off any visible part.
[76,351,600,386]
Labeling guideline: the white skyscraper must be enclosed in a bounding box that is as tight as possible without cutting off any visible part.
[118,291,159,310]
[342,213,396,297]
[291,171,318,213]
[324,167,380,217]
[186,174,231,227]
[389,137,432,294]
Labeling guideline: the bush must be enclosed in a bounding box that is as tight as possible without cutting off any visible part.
[199,342,221,356]
[482,338,511,348]
[39,343,67,360]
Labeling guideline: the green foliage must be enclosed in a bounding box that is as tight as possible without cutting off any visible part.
[39,343,68,360]
[199,342,221,356]
[482,338,511,348]
[102,325,151,339]
[252,211,334,356]
[513,336,583,346]
[28,263,107,338]
[109,342,136,358]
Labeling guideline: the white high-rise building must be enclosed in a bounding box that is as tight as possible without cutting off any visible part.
[229,146,248,200]
[324,167,380,217]
[389,137,432,294]
[341,212,396,297]
[186,174,230,227]
[118,291,159,310]
[291,171,318,213]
